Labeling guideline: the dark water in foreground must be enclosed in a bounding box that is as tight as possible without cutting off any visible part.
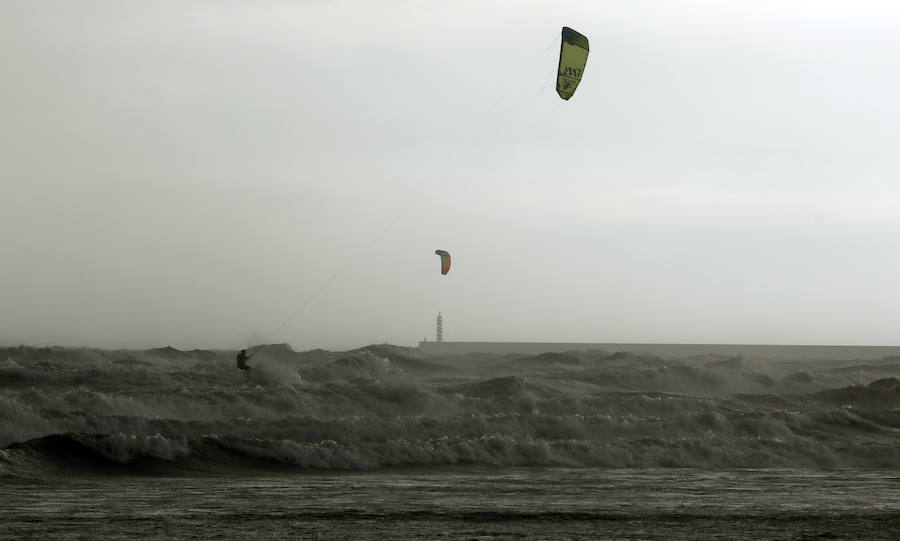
[3,468,900,540]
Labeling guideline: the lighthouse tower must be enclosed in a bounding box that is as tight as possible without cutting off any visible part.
[436,312,443,343]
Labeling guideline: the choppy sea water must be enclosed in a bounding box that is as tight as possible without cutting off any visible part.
[3,468,900,540]
[3,344,900,538]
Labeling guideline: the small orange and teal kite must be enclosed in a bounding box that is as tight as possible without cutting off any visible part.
[435,250,451,275]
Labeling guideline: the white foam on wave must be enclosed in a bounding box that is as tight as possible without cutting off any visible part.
[4,345,900,469]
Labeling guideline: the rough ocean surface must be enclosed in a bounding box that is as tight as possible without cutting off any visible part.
[2,343,900,539]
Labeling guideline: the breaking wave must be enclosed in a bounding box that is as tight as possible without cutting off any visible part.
[3,344,900,476]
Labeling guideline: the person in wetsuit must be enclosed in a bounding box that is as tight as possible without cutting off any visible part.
[236,349,253,370]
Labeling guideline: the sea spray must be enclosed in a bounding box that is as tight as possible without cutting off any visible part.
[4,345,900,475]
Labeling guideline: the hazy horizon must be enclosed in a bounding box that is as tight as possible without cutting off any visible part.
[3,1,900,351]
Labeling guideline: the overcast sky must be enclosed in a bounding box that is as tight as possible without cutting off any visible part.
[2,1,900,350]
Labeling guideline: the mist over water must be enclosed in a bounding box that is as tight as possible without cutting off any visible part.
[3,343,900,475]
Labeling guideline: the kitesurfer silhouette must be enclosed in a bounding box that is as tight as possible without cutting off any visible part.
[236,349,253,370]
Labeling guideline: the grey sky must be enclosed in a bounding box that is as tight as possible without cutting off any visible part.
[2,1,899,350]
